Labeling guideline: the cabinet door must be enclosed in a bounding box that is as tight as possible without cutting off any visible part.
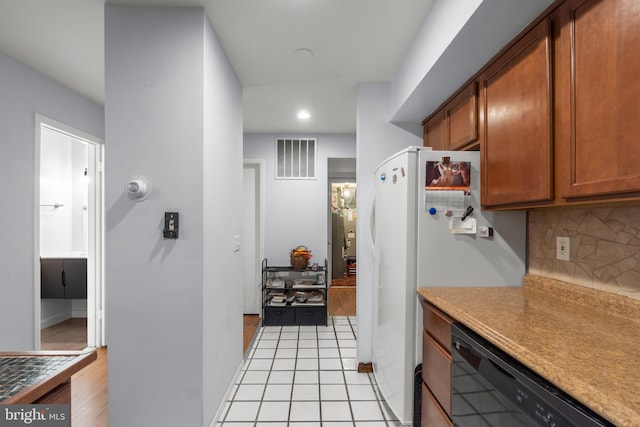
[421,383,452,427]
[445,82,478,150]
[422,331,451,416]
[63,259,87,299]
[481,19,554,207]
[423,109,446,150]
[556,0,640,198]
[41,259,65,299]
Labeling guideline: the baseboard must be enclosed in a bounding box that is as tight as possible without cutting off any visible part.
[41,312,71,329]
[357,362,373,373]
[72,310,88,318]
[210,360,245,427]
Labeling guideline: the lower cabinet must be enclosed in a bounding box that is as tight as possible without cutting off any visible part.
[40,258,87,299]
[422,383,452,427]
[420,299,454,426]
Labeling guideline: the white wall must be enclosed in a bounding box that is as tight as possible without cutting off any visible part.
[105,6,242,426]
[202,12,244,426]
[40,127,88,256]
[0,52,103,351]
[390,0,555,125]
[355,83,421,363]
[243,133,356,266]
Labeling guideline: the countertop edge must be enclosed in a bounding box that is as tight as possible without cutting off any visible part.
[417,281,639,427]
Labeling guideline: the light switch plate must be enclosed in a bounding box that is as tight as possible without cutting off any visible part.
[556,236,570,261]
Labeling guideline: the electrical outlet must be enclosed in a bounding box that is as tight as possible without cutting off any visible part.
[556,236,570,261]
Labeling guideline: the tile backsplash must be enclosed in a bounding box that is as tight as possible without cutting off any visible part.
[528,206,640,300]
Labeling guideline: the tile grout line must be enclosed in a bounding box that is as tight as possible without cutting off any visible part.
[220,317,395,426]
[286,324,300,424]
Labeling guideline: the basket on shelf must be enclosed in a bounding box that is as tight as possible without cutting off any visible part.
[290,245,312,270]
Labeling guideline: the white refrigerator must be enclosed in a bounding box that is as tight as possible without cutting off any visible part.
[371,147,527,425]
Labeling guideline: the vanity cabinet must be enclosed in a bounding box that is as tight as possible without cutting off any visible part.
[261,259,328,326]
[40,258,87,299]
[422,82,479,151]
[420,299,454,427]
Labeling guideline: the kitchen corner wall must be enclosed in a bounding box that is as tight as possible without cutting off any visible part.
[105,6,242,426]
[529,206,640,300]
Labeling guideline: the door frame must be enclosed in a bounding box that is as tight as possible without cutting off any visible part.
[34,114,106,348]
[243,159,265,315]
[327,157,357,286]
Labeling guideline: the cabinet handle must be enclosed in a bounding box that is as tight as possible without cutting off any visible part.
[61,271,67,287]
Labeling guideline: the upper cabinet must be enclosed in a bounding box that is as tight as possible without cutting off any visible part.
[480,19,553,207]
[422,82,479,151]
[423,109,446,150]
[555,0,640,200]
[423,0,640,209]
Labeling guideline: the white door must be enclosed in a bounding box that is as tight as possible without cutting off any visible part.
[243,161,264,314]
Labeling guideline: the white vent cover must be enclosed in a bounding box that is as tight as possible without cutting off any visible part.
[275,138,316,179]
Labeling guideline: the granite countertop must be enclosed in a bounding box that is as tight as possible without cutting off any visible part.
[417,275,640,427]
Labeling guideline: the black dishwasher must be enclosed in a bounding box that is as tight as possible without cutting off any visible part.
[451,323,613,427]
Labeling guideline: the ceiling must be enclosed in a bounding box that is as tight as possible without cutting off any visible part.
[0,0,433,134]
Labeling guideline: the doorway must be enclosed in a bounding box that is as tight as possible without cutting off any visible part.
[243,160,264,314]
[330,182,357,284]
[327,158,356,293]
[35,114,105,350]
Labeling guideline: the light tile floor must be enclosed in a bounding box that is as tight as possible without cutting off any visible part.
[216,316,401,426]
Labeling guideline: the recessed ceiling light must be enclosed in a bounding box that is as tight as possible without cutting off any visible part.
[297,110,311,120]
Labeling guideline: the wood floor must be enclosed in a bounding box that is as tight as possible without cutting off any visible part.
[328,286,356,316]
[40,319,106,426]
[40,286,355,426]
[41,318,87,351]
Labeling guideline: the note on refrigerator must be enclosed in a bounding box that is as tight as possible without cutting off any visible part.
[450,217,476,235]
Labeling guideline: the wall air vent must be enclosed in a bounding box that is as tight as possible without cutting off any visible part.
[275,138,316,179]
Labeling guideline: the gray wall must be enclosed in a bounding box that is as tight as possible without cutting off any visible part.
[105,6,242,426]
[390,0,555,124]
[355,83,421,363]
[0,52,103,350]
[244,133,355,266]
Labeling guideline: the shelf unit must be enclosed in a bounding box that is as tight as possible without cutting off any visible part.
[261,258,328,326]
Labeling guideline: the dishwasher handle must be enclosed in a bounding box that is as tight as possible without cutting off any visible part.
[454,336,518,399]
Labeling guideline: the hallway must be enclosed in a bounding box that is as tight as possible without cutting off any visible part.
[217,316,400,426]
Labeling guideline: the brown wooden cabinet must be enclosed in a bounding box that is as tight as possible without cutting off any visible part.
[423,109,446,150]
[420,299,454,426]
[554,0,640,201]
[422,0,640,209]
[480,18,554,207]
[422,82,479,151]
[446,82,479,150]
